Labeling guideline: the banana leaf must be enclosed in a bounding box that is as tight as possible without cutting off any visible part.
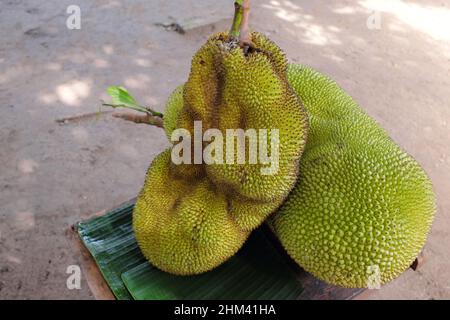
[76,200,304,300]
[77,200,142,300]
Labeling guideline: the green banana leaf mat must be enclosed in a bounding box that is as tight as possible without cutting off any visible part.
[76,200,363,300]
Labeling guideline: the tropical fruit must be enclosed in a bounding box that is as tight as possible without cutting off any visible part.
[269,64,436,288]
[133,33,309,275]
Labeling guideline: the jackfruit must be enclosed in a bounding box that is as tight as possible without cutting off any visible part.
[133,33,309,275]
[269,64,436,288]
[133,150,249,275]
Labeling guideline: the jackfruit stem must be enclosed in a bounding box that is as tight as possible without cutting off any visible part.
[239,0,251,46]
[101,102,163,118]
[229,0,251,47]
[112,112,164,128]
[229,1,243,40]
[102,101,164,128]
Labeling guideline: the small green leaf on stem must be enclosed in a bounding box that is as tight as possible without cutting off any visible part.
[107,86,139,109]
[104,86,161,116]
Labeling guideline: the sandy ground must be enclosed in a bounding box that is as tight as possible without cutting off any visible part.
[0,0,449,299]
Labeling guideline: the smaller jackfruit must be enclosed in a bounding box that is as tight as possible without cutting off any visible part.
[134,150,249,275]
[133,32,308,275]
[269,64,436,288]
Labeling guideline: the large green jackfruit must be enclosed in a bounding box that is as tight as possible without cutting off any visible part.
[269,64,436,288]
[133,33,309,275]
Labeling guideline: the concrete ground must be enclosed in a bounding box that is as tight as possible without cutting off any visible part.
[0,0,449,299]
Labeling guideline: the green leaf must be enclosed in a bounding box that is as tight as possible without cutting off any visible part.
[121,229,304,300]
[77,200,143,300]
[107,86,138,108]
[77,199,366,300]
[77,200,304,300]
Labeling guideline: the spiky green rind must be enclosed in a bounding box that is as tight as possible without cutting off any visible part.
[200,33,308,204]
[133,150,249,275]
[163,85,184,139]
[134,33,308,275]
[269,64,436,288]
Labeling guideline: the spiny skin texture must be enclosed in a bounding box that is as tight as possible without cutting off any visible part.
[269,64,436,288]
[163,85,184,139]
[134,150,249,275]
[133,33,308,275]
